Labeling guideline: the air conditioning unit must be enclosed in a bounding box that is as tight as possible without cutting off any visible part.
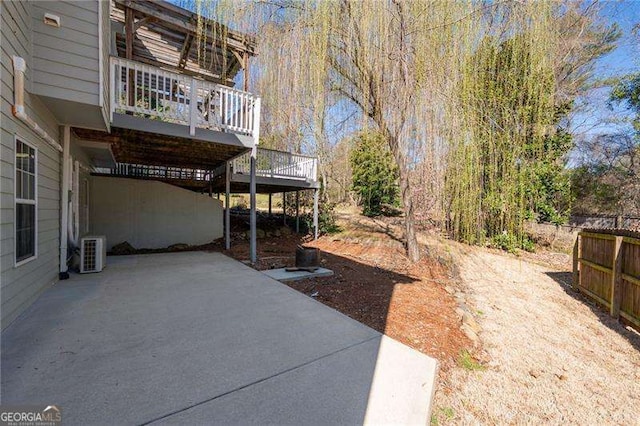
[80,236,106,273]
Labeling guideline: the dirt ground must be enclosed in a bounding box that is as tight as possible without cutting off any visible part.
[432,243,640,424]
[220,215,470,370]
[238,212,640,425]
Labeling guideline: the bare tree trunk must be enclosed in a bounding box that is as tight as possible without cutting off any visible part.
[398,164,420,262]
[321,168,329,202]
[386,131,420,262]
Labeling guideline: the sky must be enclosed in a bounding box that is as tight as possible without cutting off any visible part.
[570,1,640,142]
[597,1,640,78]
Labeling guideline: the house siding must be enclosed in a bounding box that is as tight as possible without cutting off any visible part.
[31,1,101,107]
[70,137,93,239]
[100,0,111,127]
[1,1,61,330]
[90,177,224,251]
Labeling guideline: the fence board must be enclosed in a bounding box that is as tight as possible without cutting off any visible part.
[581,235,614,269]
[574,230,640,331]
[620,277,640,320]
[580,263,611,305]
[622,241,640,277]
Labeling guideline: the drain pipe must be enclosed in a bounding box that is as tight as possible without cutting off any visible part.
[66,161,80,249]
[72,160,80,247]
[11,56,62,153]
[60,126,71,279]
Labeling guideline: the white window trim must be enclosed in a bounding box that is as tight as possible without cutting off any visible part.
[14,135,38,267]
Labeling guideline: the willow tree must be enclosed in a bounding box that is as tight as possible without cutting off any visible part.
[321,0,427,260]
[189,0,586,259]
[189,0,431,260]
[446,32,557,244]
[443,2,619,244]
[316,1,567,259]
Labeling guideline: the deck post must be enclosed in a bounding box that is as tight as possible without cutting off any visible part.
[295,191,300,233]
[283,192,287,225]
[189,77,197,136]
[225,161,230,250]
[250,148,257,264]
[249,97,261,265]
[125,7,135,107]
[313,189,319,240]
[268,193,272,217]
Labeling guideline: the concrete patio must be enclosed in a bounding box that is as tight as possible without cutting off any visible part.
[1,252,437,425]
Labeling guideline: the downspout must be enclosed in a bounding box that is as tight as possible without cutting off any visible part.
[66,161,80,249]
[60,126,71,279]
[11,57,62,152]
[72,160,80,246]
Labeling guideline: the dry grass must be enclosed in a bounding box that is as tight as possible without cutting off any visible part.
[434,245,640,425]
[332,212,640,424]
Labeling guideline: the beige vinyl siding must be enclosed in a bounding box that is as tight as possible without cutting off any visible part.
[100,0,111,126]
[31,1,101,107]
[70,138,93,238]
[1,1,61,330]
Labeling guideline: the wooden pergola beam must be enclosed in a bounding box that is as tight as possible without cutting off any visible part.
[125,7,134,59]
[134,16,157,31]
[230,49,244,65]
[125,7,135,106]
[115,0,256,54]
[178,33,194,69]
[118,52,235,85]
[243,51,250,92]
[113,1,254,85]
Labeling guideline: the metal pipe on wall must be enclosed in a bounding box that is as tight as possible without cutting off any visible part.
[59,126,71,279]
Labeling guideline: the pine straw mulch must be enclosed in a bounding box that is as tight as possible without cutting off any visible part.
[219,230,470,373]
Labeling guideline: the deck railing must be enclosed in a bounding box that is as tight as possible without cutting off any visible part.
[96,163,214,181]
[110,57,259,137]
[95,149,318,184]
[231,148,318,181]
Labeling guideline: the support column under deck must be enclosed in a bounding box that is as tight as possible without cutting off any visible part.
[225,161,230,250]
[250,97,261,265]
[282,192,287,225]
[249,149,257,264]
[313,189,319,240]
[295,191,300,234]
[268,194,272,217]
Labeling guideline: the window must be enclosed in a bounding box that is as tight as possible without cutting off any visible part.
[15,138,37,264]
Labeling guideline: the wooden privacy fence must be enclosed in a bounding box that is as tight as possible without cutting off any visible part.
[573,229,640,330]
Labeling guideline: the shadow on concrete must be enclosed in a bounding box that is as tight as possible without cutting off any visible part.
[545,271,640,352]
